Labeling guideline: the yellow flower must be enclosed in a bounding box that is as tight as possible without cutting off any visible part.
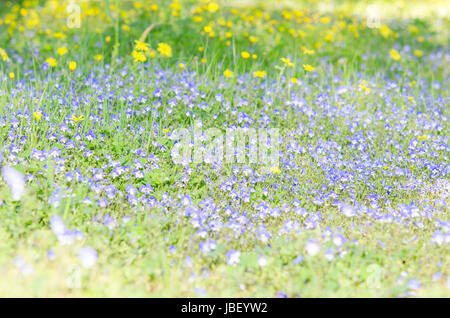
[241,51,250,59]
[53,32,66,39]
[203,25,212,33]
[301,46,315,55]
[408,96,415,103]
[33,111,42,122]
[207,2,219,13]
[380,25,392,38]
[291,77,298,84]
[390,49,401,61]
[8,72,14,79]
[303,64,315,72]
[408,25,419,34]
[201,58,206,64]
[223,69,234,78]
[106,36,111,43]
[70,115,85,123]
[280,57,294,67]
[193,16,203,23]
[179,63,185,69]
[132,50,147,63]
[198,46,204,52]
[95,54,103,62]
[252,54,257,59]
[359,80,371,93]
[253,70,266,78]
[157,42,172,57]
[249,36,258,43]
[225,32,232,38]
[0,48,9,62]
[122,25,130,32]
[418,135,428,141]
[151,4,158,11]
[413,49,423,57]
[134,40,149,52]
[69,61,77,71]
[57,47,68,56]
[45,57,57,67]
[270,166,281,174]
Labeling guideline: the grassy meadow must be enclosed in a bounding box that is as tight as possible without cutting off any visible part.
[0,0,448,297]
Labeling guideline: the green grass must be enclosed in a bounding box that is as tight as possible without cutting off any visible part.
[0,0,448,297]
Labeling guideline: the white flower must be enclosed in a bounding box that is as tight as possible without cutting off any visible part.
[2,166,26,200]
[305,239,320,256]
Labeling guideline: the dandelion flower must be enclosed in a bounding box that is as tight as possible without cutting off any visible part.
[253,70,266,78]
[33,111,42,122]
[223,69,234,78]
[390,49,401,61]
[207,2,219,13]
[0,48,9,62]
[303,64,315,72]
[45,57,57,67]
[413,49,423,57]
[132,50,147,63]
[134,40,149,52]
[69,61,77,71]
[241,51,250,59]
[70,115,85,123]
[57,47,68,56]
[281,57,294,67]
[157,42,172,57]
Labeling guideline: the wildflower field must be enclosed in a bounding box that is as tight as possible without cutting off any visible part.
[0,0,449,297]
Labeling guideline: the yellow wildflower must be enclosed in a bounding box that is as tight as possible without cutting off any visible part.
[45,57,57,67]
[270,166,281,174]
[303,64,315,72]
[390,49,401,61]
[69,61,77,71]
[0,48,9,62]
[70,115,85,123]
[413,49,423,57]
[57,47,68,56]
[253,70,266,78]
[241,51,250,59]
[157,43,172,57]
[223,69,234,78]
[280,57,294,67]
[33,111,42,122]
[134,40,150,52]
[302,46,315,55]
[207,2,219,13]
[132,50,147,63]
